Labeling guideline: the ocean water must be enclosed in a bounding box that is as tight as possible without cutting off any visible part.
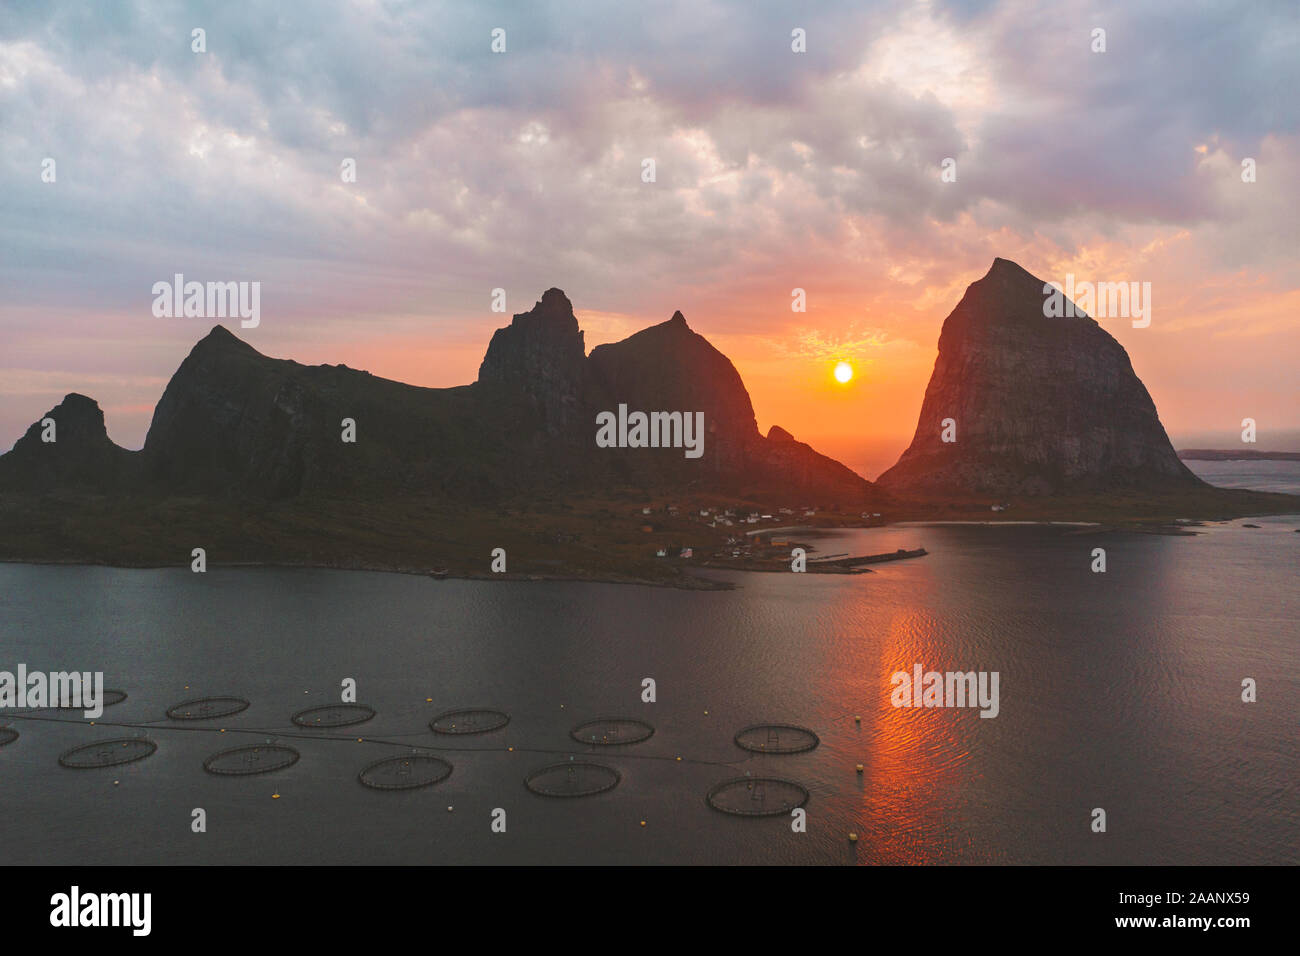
[1185,458,1300,494]
[0,466,1296,865]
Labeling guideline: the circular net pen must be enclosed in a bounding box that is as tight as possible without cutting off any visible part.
[167,696,250,721]
[429,709,510,735]
[54,689,127,711]
[733,724,820,755]
[292,703,376,729]
[570,717,654,747]
[203,744,299,776]
[525,761,621,798]
[59,737,157,769]
[0,727,18,748]
[358,754,453,791]
[706,777,810,817]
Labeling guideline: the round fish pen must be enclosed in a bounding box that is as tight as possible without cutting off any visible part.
[203,744,299,776]
[54,689,127,710]
[569,717,654,746]
[292,703,376,728]
[166,696,250,721]
[706,777,810,816]
[429,709,510,735]
[59,737,157,769]
[358,754,453,791]
[524,761,621,797]
[732,724,819,755]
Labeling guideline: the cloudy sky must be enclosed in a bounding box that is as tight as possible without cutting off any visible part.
[2,0,1296,475]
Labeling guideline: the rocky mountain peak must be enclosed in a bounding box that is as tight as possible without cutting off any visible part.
[877,258,1201,496]
[0,393,133,491]
[477,288,590,440]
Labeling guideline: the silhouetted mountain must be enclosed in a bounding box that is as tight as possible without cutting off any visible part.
[877,258,1202,496]
[478,288,591,446]
[1,291,885,508]
[0,393,136,492]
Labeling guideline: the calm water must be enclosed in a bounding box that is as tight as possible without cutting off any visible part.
[1,466,1297,865]
[1186,458,1300,494]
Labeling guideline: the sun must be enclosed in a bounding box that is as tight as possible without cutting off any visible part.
[833,361,854,384]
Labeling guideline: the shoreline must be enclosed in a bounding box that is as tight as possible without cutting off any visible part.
[6,510,1296,590]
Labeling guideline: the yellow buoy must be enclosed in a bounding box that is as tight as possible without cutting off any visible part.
[508,746,514,752]
[425,698,433,702]
[676,756,682,762]
[704,710,709,716]
[272,793,280,799]
[848,832,858,842]
[856,764,864,773]
[447,806,454,812]
[854,715,861,723]
[640,820,647,827]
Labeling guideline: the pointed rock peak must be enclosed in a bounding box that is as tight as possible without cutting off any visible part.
[14,391,112,451]
[767,425,796,443]
[508,288,581,336]
[192,323,259,356]
[55,392,103,413]
[479,287,587,392]
[539,288,573,313]
[977,256,1048,294]
[44,393,106,428]
[642,310,692,337]
[982,256,1041,285]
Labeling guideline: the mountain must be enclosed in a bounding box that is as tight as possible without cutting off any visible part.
[0,290,884,508]
[0,393,137,492]
[877,258,1203,496]
[586,308,871,499]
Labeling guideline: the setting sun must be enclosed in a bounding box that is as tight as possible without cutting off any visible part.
[833,361,854,384]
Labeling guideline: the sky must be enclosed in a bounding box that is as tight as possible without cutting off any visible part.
[2,0,1297,477]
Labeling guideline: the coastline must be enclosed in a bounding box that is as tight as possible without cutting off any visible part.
[4,505,1295,590]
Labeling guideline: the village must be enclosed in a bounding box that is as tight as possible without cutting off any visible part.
[619,498,927,574]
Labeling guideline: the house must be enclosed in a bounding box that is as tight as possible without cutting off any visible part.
[655,548,667,557]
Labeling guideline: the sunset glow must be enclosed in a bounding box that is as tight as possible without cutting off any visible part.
[0,1,1295,477]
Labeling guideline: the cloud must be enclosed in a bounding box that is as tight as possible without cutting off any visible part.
[0,0,1295,450]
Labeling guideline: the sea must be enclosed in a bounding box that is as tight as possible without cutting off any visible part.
[0,460,1296,865]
